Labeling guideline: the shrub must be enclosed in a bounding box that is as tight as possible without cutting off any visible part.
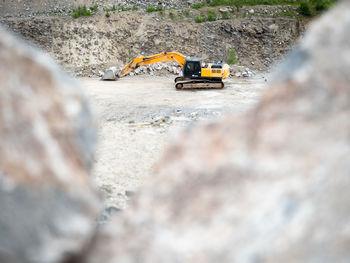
[106,12,110,17]
[72,6,92,18]
[178,13,184,21]
[104,5,118,13]
[195,15,206,23]
[221,11,229,19]
[169,12,175,19]
[90,4,98,13]
[298,2,312,16]
[315,1,330,12]
[146,4,163,12]
[227,48,238,65]
[132,5,139,11]
[146,5,156,12]
[184,10,190,17]
[273,9,298,18]
[192,2,203,9]
[207,10,216,21]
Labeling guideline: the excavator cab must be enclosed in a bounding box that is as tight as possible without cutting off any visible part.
[183,58,202,78]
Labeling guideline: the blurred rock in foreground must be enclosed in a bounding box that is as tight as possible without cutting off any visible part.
[0,26,100,263]
[85,2,350,263]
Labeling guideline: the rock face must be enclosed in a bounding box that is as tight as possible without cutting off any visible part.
[1,13,304,72]
[0,26,100,263]
[85,2,350,263]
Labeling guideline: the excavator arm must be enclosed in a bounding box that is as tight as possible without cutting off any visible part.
[119,51,186,77]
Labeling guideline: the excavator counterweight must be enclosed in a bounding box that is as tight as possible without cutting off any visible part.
[118,51,230,89]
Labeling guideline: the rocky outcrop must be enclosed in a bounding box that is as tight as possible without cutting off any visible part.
[1,12,304,73]
[0,26,100,263]
[84,2,350,263]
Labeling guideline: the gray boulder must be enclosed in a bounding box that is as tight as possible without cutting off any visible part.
[0,26,101,263]
[85,2,350,263]
[102,67,118,80]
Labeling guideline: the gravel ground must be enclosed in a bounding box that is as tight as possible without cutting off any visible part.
[81,75,268,210]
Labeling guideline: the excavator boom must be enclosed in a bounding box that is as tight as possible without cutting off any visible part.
[120,51,186,77]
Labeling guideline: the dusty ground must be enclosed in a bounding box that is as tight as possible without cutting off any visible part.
[81,75,268,209]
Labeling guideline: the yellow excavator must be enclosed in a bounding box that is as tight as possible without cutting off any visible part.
[119,51,230,89]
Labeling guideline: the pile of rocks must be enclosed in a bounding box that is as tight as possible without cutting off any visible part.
[229,65,255,78]
[129,62,181,77]
[102,62,181,80]
[102,63,255,80]
[114,0,195,9]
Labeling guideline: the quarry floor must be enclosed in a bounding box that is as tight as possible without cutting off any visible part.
[81,75,268,209]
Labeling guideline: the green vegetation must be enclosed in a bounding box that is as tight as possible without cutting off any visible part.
[119,6,129,11]
[195,15,206,23]
[207,10,217,21]
[90,4,98,13]
[83,59,90,66]
[71,0,337,20]
[104,5,117,17]
[189,0,338,18]
[221,11,230,19]
[273,8,299,18]
[191,0,338,9]
[192,3,204,9]
[72,6,92,18]
[146,5,163,12]
[104,5,117,12]
[298,2,312,16]
[314,0,331,12]
[227,48,238,65]
[194,10,218,23]
[103,5,132,15]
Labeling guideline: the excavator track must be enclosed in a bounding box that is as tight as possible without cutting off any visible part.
[175,78,224,90]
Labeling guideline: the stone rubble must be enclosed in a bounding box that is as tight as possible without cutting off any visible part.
[103,62,254,79]
[102,66,118,80]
